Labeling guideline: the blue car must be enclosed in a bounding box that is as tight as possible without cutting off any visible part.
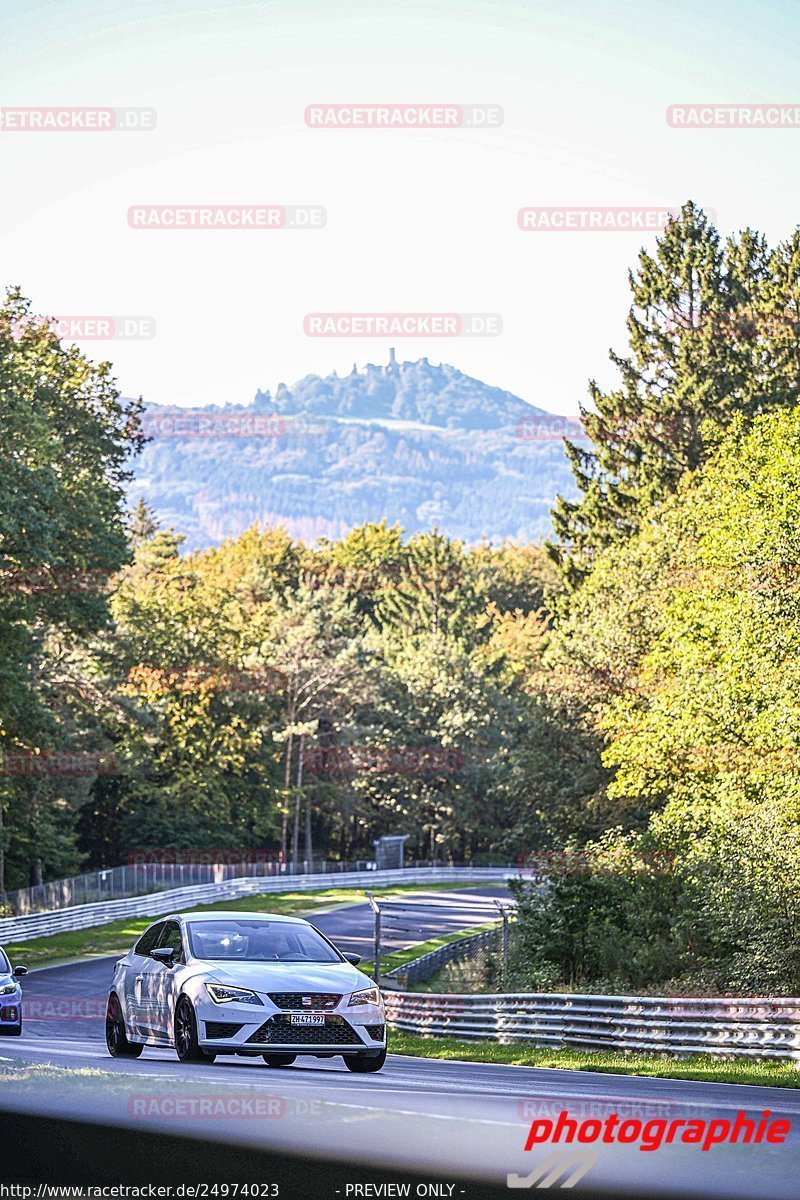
[0,945,27,1036]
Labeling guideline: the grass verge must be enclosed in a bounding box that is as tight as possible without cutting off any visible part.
[5,881,486,969]
[388,1031,800,1088]
[365,923,496,981]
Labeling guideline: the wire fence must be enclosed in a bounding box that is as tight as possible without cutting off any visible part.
[4,857,402,917]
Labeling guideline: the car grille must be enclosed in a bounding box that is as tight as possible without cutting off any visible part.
[267,992,342,1011]
[205,1021,243,1039]
[365,1024,385,1040]
[246,1015,361,1046]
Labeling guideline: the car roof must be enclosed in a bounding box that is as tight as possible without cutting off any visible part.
[168,910,309,925]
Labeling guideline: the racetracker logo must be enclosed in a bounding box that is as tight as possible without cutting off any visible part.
[304,313,502,337]
[515,416,585,441]
[0,107,156,131]
[128,206,326,229]
[10,315,155,340]
[518,207,679,232]
[128,1094,322,1119]
[304,745,463,775]
[0,567,111,595]
[140,412,286,439]
[668,104,800,128]
[305,104,503,128]
[0,751,116,777]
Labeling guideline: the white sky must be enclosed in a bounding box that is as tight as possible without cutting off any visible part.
[1,0,799,414]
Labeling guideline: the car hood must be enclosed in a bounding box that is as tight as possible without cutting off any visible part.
[0,973,17,988]
[200,961,372,996]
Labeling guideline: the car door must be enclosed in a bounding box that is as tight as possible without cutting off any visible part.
[125,921,165,1040]
[141,920,186,1042]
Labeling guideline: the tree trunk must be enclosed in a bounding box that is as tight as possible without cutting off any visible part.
[291,733,304,867]
[281,731,293,862]
[304,788,313,868]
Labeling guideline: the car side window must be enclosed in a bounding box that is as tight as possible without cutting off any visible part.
[157,921,185,963]
[134,922,165,958]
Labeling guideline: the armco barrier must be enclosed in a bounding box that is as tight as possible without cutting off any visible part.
[385,925,499,987]
[383,990,800,1061]
[0,867,523,944]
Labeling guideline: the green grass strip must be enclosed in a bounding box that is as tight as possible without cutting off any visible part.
[5,881,485,969]
[388,1031,800,1088]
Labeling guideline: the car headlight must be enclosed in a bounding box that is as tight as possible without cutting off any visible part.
[0,983,17,996]
[348,987,381,1007]
[205,984,263,1006]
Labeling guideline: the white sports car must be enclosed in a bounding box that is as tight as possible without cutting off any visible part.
[106,910,387,1072]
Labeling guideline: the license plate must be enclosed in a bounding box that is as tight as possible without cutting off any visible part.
[290,1013,325,1026]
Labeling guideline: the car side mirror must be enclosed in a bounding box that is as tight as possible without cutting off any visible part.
[12,966,28,978]
[343,952,362,966]
[151,947,176,967]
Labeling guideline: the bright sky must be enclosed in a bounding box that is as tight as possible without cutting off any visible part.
[1,0,799,414]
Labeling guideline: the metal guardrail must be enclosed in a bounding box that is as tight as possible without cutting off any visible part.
[385,925,499,987]
[0,867,523,944]
[4,857,379,916]
[383,990,800,1060]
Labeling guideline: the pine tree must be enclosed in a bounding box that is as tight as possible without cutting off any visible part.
[549,202,771,586]
[129,498,159,548]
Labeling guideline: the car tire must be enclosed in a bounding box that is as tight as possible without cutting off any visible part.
[262,1054,297,1067]
[105,994,144,1058]
[9,1022,21,1037]
[174,995,216,1063]
[344,1048,387,1073]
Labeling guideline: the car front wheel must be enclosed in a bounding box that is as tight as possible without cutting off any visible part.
[174,995,216,1063]
[344,1048,387,1073]
[105,994,143,1058]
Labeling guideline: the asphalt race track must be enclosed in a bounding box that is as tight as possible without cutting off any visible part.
[3,887,799,1198]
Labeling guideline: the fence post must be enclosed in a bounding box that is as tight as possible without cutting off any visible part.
[366,892,381,986]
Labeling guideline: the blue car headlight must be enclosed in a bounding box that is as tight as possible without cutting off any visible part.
[0,983,18,997]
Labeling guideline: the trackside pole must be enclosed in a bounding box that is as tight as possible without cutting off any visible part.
[366,891,381,986]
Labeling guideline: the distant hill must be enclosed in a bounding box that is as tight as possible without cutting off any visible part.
[130,351,583,550]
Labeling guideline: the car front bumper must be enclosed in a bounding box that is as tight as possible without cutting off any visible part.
[193,994,386,1054]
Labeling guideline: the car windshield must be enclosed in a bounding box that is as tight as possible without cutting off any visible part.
[186,919,342,963]
[0,948,9,975]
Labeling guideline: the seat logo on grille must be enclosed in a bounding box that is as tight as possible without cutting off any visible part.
[302,996,313,1006]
